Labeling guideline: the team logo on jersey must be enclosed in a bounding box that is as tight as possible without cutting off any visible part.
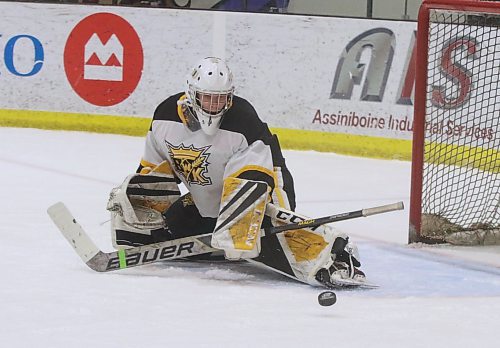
[166,142,212,186]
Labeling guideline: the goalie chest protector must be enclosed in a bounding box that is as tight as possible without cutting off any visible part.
[141,92,289,218]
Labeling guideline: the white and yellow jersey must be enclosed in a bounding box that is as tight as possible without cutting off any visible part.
[138,92,295,218]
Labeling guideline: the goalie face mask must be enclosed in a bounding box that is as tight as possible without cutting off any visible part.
[184,57,234,136]
[193,92,232,134]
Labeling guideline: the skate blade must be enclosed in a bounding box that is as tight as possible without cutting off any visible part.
[323,277,379,289]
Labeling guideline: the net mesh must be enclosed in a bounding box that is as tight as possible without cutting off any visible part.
[421,8,500,244]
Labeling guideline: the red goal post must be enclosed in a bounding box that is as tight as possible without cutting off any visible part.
[409,0,500,245]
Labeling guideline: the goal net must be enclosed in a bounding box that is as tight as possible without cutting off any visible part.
[409,0,500,245]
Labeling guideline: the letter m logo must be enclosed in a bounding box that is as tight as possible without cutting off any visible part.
[84,33,124,81]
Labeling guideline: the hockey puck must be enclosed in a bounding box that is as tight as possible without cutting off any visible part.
[318,291,337,306]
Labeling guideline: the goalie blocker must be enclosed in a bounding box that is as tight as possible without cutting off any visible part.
[108,164,368,288]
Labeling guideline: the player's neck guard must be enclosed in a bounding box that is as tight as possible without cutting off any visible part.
[177,95,201,132]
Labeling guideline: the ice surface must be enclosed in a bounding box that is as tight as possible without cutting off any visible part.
[1,128,500,348]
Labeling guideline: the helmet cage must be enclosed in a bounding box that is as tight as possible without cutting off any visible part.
[187,86,234,135]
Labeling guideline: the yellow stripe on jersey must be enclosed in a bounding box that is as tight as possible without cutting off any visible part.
[139,159,158,174]
[228,165,275,180]
[272,167,286,208]
[283,230,329,262]
[151,161,175,175]
[229,165,288,208]
[177,94,189,126]
[228,165,276,192]
[140,159,158,169]
[139,159,175,175]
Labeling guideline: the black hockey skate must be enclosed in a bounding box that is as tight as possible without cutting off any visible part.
[315,237,378,289]
[315,262,376,289]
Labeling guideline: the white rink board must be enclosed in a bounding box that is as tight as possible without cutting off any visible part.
[0,2,419,139]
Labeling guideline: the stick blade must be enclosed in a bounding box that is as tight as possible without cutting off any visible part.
[47,202,100,263]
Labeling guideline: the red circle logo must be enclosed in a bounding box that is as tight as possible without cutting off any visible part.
[64,13,143,106]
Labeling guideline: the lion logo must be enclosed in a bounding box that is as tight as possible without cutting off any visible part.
[166,142,212,186]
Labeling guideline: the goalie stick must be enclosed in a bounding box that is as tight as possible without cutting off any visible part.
[266,201,404,234]
[47,202,217,272]
[47,201,404,273]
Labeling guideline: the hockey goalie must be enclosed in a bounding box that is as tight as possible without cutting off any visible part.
[106,57,367,288]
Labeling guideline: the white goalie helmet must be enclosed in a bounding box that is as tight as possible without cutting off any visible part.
[184,57,234,135]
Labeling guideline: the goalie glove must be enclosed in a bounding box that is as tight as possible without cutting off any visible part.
[107,161,181,230]
[211,177,270,260]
